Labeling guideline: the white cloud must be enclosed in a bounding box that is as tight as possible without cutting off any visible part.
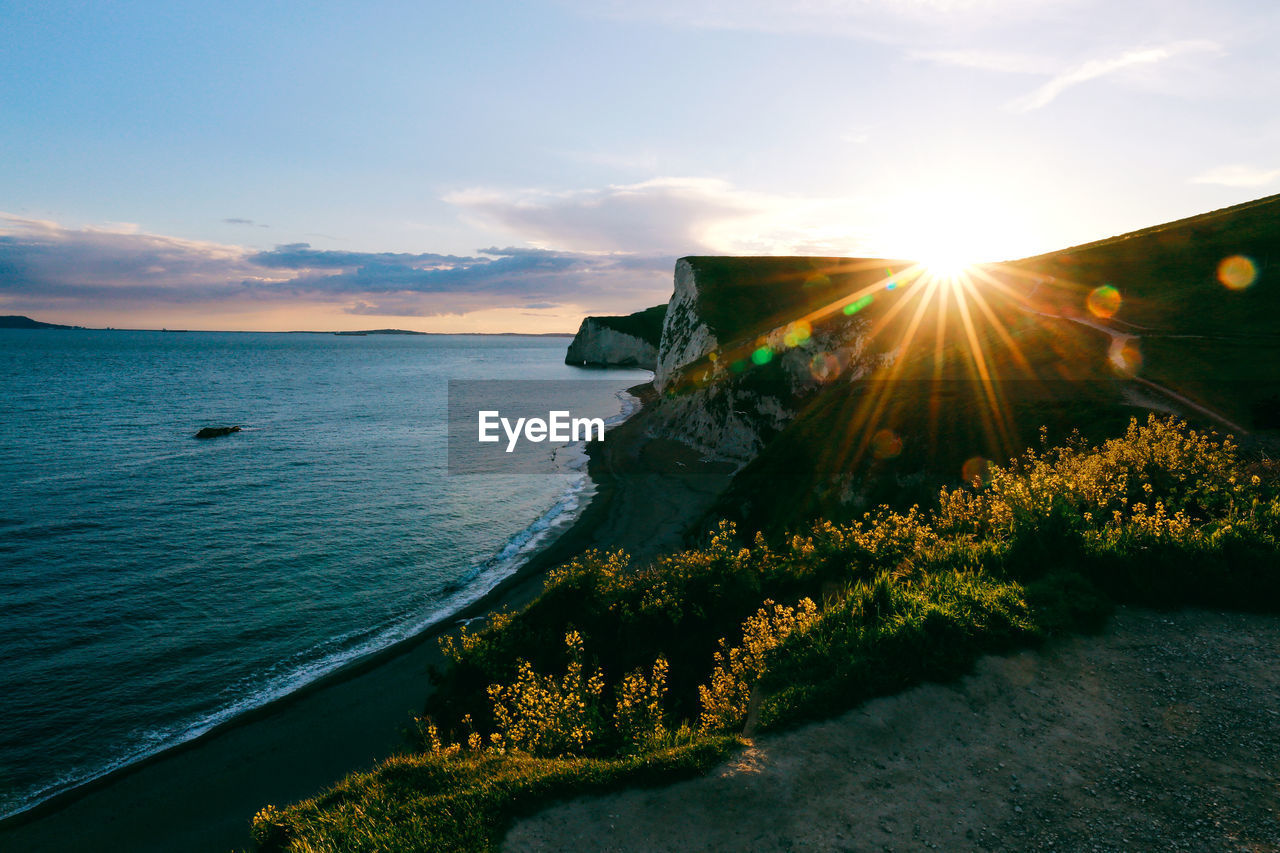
[1007,40,1221,112]
[909,48,1055,74]
[447,178,768,255]
[445,178,877,257]
[0,215,671,321]
[572,0,1079,42]
[1190,164,1280,188]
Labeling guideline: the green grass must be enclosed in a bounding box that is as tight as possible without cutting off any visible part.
[1007,192,1280,424]
[592,304,667,347]
[254,416,1280,852]
[251,738,736,853]
[680,256,914,347]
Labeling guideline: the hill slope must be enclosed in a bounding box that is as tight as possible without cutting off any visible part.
[0,315,79,330]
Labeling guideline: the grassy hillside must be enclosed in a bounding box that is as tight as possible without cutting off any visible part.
[680,256,915,347]
[1005,193,1280,425]
[0,315,79,329]
[692,196,1280,534]
[253,417,1280,851]
[250,197,1280,851]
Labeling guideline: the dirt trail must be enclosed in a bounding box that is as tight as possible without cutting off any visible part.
[505,607,1280,852]
[1026,305,1250,436]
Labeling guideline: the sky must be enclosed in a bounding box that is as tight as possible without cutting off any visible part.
[2,0,1279,332]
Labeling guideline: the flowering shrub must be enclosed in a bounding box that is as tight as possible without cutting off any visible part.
[614,657,670,751]
[486,630,606,757]
[935,415,1271,543]
[258,416,1280,852]
[698,598,819,733]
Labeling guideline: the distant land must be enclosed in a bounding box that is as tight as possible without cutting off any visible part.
[0,315,82,330]
[323,329,573,337]
[0,316,574,336]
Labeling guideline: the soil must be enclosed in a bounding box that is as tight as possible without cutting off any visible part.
[505,607,1280,852]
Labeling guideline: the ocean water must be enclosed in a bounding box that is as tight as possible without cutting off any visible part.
[0,330,649,819]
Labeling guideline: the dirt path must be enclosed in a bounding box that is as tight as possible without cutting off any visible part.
[1025,305,1251,436]
[505,607,1280,852]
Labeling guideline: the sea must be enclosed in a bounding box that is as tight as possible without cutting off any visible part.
[0,329,649,819]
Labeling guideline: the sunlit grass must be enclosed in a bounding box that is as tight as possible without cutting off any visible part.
[254,416,1280,852]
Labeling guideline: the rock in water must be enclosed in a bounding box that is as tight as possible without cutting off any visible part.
[195,426,241,439]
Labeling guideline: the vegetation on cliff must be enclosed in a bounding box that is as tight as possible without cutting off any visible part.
[592,304,667,347]
[252,416,1280,852]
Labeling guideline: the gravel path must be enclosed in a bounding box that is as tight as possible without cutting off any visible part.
[505,608,1280,852]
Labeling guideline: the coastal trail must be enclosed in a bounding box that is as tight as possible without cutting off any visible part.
[1022,301,1251,436]
[505,607,1280,852]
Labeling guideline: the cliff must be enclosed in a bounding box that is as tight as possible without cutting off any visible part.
[565,305,666,369]
[645,254,1132,530]
[647,257,907,464]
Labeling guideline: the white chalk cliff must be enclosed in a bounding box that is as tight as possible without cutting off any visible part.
[654,259,718,392]
[565,319,658,370]
[647,258,881,466]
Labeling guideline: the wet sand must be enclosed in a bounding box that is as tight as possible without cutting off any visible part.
[0,384,734,853]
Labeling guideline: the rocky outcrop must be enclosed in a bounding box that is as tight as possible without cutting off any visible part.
[195,426,241,439]
[654,260,717,392]
[565,305,666,370]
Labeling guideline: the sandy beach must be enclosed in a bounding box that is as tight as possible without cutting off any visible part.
[0,383,734,853]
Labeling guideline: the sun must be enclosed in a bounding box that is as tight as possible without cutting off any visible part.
[873,181,1045,274]
[919,253,973,281]
[894,203,986,278]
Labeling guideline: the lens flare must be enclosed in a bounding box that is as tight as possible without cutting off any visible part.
[843,294,874,315]
[871,429,903,459]
[921,259,970,281]
[783,320,812,348]
[962,456,992,485]
[751,346,773,366]
[1110,339,1142,375]
[1086,285,1121,319]
[1217,255,1257,290]
[808,352,841,382]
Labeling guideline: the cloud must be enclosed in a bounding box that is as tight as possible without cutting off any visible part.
[571,0,1079,42]
[223,218,270,228]
[249,244,474,271]
[0,169,891,326]
[446,177,877,258]
[447,178,767,256]
[1190,164,1280,188]
[0,215,673,321]
[909,49,1056,74]
[1007,40,1221,111]
[0,216,266,305]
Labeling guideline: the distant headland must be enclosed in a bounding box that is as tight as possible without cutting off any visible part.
[0,315,83,330]
[0,316,573,336]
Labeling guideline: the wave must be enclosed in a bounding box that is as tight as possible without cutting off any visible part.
[0,384,641,822]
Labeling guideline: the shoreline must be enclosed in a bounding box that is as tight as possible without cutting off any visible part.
[0,381,735,853]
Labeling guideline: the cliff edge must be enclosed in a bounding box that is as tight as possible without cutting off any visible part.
[565,305,666,369]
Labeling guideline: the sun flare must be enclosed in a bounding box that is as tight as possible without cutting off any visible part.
[920,255,973,281]
[873,180,1051,271]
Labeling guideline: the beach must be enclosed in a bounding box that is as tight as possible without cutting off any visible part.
[0,383,734,853]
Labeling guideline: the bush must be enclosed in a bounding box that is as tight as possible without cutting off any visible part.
[257,416,1280,851]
